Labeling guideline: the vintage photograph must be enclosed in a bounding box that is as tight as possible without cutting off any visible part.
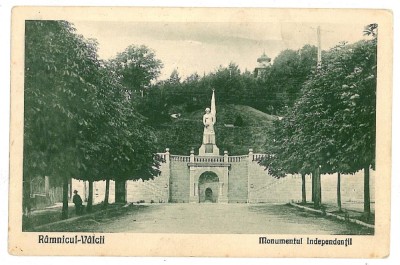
[9,7,392,257]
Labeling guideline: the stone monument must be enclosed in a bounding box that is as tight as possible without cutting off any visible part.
[199,89,220,156]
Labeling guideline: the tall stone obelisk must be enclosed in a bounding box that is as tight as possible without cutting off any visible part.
[199,89,220,156]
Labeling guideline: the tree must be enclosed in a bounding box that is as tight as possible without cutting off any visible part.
[336,28,376,217]
[24,21,162,220]
[109,45,163,98]
[305,35,376,216]
[264,46,318,114]
[111,104,161,203]
[93,55,162,205]
[260,103,316,206]
[24,20,103,219]
[168,69,181,84]
[260,26,376,214]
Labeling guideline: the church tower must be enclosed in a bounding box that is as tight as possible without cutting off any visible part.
[254,51,271,78]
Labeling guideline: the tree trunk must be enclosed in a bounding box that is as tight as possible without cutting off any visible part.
[62,177,69,220]
[87,179,94,213]
[83,181,87,202]
[364,165,371,218]
[103,178,110,208]
[115,179,126,204]
[23,178,31,216]
[337,172,342,212]
[69,177,73,200]
[301,173,306,204]
[319,173,322,204]
[313,167,321,209]
[311,172,315,202]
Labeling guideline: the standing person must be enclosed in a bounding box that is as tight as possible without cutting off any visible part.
[72,190,83,215]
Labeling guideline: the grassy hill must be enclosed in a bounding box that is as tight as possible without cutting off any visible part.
[151,104,277,155]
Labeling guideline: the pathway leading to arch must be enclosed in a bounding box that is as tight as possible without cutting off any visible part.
[52,203,373,234]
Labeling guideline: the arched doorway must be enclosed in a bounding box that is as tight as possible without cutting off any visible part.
[198,171,219,203]
[205,188,213,201]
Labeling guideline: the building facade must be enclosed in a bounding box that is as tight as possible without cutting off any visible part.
[157,149,268,203]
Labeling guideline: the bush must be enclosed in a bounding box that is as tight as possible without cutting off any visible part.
[234,115,244,127]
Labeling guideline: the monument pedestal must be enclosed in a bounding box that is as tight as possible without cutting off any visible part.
[199,143,220,156]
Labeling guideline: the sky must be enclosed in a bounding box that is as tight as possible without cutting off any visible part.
[71,20,371,80]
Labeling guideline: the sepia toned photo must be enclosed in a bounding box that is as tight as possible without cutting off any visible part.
[9,7,392,257]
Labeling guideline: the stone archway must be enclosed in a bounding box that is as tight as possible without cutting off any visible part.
[198,171,219,203]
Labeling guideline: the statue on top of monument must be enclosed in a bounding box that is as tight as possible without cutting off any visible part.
[203,107,215,134]
[202,89,216,144]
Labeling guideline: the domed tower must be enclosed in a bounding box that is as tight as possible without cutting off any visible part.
[254,51,271,78]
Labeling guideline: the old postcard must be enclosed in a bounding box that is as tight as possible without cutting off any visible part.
[9,7,392,257]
